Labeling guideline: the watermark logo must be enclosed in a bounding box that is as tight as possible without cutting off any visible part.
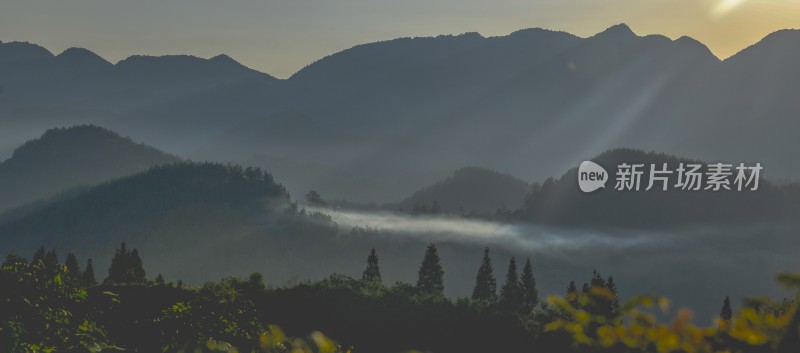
[577,161,763,193]
[578,161,609,193]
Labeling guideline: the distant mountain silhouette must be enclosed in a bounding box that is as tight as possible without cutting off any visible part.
[400,167,530,213]
[55,47,113,69]
[0,125,180,212]
[0,41,53,65]
[3,25,800,202]
[0,42,277,142]
[113,54,272,83]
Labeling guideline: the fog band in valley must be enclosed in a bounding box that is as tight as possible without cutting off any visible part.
[313,207,659,253]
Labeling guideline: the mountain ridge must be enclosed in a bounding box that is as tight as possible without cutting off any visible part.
[7,23,797,77]
[3,24,800,202]
[0,125,181,212]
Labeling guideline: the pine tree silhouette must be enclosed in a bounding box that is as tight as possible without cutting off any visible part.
[520,258,539,311]
[590,270,606,288]
[105,242,146,284]
[83,258,97,286]
[472,247,497,303]
[43,249,58,269]
[362,248,382,283]
[64,252,81,278]
[566,281,578,306]
[417,243,444,293]
[32,246,46,265]
[720,296,733,322]
[607,275,620,315]
[500,257,522,310]
[130,249,146,282]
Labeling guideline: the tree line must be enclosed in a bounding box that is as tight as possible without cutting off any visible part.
[3,242,796,353]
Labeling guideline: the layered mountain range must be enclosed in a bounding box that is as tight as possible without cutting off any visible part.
[2,24,799,202]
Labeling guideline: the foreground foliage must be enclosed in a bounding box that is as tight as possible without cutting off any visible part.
[1,245,799,353]
[545,275,800,353]
[0,252,346,353]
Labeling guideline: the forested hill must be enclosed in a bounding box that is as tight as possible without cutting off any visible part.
[0,162,290,264]
[517,148,800,228]
[399,166,530,213]
[0,125,180,212]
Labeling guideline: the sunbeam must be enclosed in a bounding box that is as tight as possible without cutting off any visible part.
[712,0,747,18]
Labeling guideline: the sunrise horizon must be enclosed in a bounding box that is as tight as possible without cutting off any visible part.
[3,0,799,78]
[3,22,799,79]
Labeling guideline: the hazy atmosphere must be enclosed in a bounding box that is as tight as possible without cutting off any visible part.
[2,1,800,352]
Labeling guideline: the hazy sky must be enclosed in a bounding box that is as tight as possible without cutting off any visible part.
[1,0,798,78]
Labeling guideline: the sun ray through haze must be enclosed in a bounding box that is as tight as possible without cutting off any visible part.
[712,0,748,18]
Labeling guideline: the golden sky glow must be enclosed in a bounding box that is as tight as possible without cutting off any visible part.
[1,0,799,78]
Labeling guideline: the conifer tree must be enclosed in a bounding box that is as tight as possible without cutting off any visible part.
[520,258,539,311]
[64,253,81,278]
[721,296,733,322]
[590,270,606,288]
[43,249,59,269]
[581,270,617,317]
[472,247,497,303]
[106,242,146,284]
[130,249,146,282]
[155,273,165,286]
[83,259,97,286]
[607,275,620,315]
[566,281,578,306]
[417,243,444,293]
[362,248,382,283]
[500,257,523,310]
[106,242,127,283]
[32,246,46,265]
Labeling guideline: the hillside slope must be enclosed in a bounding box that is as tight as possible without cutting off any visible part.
[400,167,530,213]
[0,125,180,212]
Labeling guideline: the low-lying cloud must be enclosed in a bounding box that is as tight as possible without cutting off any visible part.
[314,207,661,253]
